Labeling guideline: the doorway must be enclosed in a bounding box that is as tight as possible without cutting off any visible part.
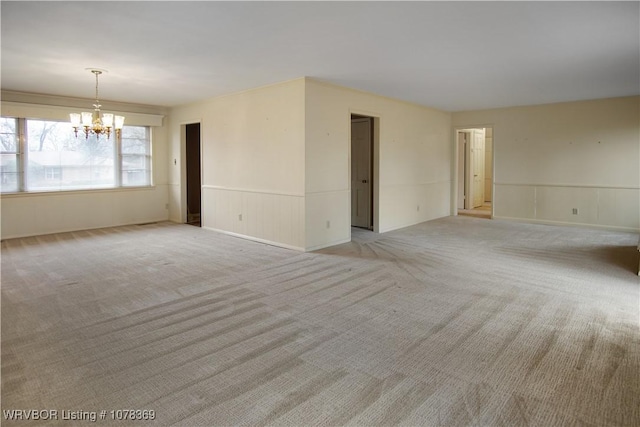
[457,127,493,219]
[185,123,201,227]
[351,115,373,230]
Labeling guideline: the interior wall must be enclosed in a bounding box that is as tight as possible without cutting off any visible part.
[168,79,306,250]
[305,79,451,250]
[0,93,170,239]
[452,96,640,231]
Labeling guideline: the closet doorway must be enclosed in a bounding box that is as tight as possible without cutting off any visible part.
[351,115,374,230]
[457,127,493,219]
[185,123,201,226]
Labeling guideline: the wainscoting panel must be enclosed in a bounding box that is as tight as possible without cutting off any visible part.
[493,184,536,220]
[494,183,639,231]
[305,190,351,251]
[597,187,640,230]
[202,186,305,250]
[379,180,451,233]
[536,186,599,224]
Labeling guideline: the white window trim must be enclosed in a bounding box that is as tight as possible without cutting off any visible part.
[0,102,164,127]
[1,117,153,194]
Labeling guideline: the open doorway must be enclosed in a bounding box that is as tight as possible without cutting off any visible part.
[185,123,201,227]
[457,127,493,219]
[351,114,374,230]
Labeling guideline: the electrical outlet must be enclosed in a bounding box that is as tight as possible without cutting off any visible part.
[572,208,578,215]
[165,203,169,210]
[417,205,420,212]
[239,214,243,221]
[326,220,331,229]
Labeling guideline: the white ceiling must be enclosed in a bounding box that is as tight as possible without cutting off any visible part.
[1,1,638,112]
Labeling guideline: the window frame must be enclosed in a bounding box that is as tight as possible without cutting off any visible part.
[0,117,25,192]
[120,125,153,188]
[0,115,153,194]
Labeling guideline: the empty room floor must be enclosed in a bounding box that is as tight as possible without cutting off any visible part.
[1,217,638,426]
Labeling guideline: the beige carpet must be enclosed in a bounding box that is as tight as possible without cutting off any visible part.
[458,203,491,219]
[1,217,639,426]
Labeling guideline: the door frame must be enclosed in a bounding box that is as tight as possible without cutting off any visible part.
[185,122,202,226]
[452,124,495,216]
[468,128,486,209]
[350,116,373,229]
[349,110,380,233]
[179,120,202,225]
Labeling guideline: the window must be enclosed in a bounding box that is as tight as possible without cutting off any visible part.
[121,126,151,187]
[27,119,116,191]
[44,167,62,181]
[0,117,20,192]
[0,117,152,193]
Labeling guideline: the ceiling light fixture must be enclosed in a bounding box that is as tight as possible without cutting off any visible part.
[70,69,124,139]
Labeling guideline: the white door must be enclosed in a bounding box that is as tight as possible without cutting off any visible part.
[351,118,372,228]
[471,129,485,208]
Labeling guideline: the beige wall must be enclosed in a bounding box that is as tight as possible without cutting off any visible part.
[168,78,451,251]
[0,93,170,239]
[305,79,451,250]
[5,86,633,245]
[453,96,640,231]
[168,79,306,250]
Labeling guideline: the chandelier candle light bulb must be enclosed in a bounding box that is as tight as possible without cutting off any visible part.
[70,69,124,139]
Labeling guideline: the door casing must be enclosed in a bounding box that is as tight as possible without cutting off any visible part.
[349,112,379,233]
[454,126,494,215]
[469,128,485,209]
[186,123,201,225]
[351,117,373,229]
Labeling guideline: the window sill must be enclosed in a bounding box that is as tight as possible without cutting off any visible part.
[1,185,157,198]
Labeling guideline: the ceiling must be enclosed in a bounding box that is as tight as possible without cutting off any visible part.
[1,1,638,112]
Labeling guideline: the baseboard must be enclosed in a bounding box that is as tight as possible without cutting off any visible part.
[0,217,170,241]
[493,216,640,233]
[201,226,305,251]
[305,237,351,252]
[379,213,450,234]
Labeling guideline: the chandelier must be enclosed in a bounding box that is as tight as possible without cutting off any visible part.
[70,69,124,139]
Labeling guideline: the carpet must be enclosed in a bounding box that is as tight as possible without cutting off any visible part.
[1,217,638,426]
